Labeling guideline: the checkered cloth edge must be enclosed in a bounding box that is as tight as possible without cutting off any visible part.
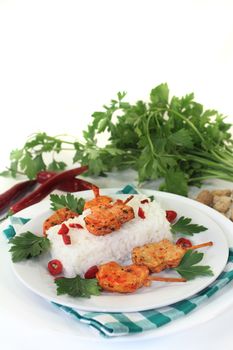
[3,185,233,338]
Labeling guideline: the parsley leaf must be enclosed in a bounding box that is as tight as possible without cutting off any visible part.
[50,193,85,214]
[150,83,169,107]
[20,152,46,179]
[55,276,101,298]
[48,160,67,171]
[0,170,11,177]
[175,250,213,280]
[9,231,50,262]
[168,129,193,148]
[171,216,207,236]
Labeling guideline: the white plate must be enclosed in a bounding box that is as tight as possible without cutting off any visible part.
[11,189,229,313]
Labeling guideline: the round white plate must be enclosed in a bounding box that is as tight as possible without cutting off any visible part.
[11,189,229,313]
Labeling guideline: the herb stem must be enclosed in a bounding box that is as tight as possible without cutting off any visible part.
[6,167,25,176]
[167,108,206,146]
[146,113,156,156]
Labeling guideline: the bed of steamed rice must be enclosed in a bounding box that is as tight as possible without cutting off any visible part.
[46,194,172,277]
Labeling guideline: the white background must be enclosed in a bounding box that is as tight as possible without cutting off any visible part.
[1,0,233,349]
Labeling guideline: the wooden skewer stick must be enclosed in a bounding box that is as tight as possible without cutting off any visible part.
[148,276,186,283]
[189,241,213,250]
[123,195,134,205]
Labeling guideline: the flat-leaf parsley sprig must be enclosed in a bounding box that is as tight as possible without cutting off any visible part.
[171,216,207,236]
[50,193,85,214]
[174,250,213,280]
[55,275,101,298]
[9,231,50,262]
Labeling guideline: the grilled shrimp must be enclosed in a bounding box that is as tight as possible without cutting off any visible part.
[96,261,150,293]
[43,208,78,235]
[132,239,213,273]
[84,205,121,235]
[132,239,185,273]
[84,195,113,209]
[84,198,135,236]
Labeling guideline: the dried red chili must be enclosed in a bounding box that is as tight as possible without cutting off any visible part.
[47,259,63,276]
[37,170,96,193]
[0,180,36,214]
[8,166,88,216]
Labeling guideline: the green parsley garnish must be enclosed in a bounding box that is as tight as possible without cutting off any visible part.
[55,276,101,298]
[171,216,207,236]
[9,231,50,262]
[175,250,213,280]
[50,193,85,214]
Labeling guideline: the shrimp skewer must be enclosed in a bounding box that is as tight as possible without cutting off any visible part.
[96,261,186,294]
[96,239,213,293]
[132,239,213,273]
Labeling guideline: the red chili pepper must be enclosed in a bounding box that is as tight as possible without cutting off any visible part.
[176,237,192,248]
[8,166,88,216]
[84,265,99,279]
[0,180,37,214]
[69,223,83,229]
[58,223,69,235]
[37,171,98,193]
[141,199,149,204]
[138,207,146,219]
[166,210,177,223]
[47,259,63,275]
[36,171,56,183]
[62,234,71,245]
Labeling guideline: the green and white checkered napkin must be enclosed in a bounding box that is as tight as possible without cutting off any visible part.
[3,185,233,338]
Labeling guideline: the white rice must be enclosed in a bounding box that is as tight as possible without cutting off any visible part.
[46,194,172,277]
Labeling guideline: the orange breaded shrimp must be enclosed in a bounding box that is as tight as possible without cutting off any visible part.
[96,261,150,293]
[109,201,135,225]
[84,188,135,235]
[43,208,78,235]
[83,183,113,209]
[96,261,186,293]
[132,239,213,273]
[84,202,135,235]
[84,205,121,235]
[84,195,113,209]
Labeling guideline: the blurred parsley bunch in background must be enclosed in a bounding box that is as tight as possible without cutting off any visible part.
[2,83,233,196]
